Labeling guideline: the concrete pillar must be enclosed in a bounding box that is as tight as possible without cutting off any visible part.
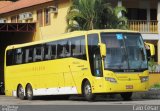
[146,0,150,21]
[147,7,150,22]
[117,0,122,7]
[117,0,122,18]
[157,0,160,64]
[146,0,150,32]
[158,0,160,32]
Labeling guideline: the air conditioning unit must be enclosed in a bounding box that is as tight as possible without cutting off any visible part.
[0,18,7,23]
[19,12,33,20]
[19,13,25,20]
[48,6,58,13]
[25,12,33,19]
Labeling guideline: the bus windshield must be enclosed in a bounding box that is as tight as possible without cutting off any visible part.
[101,33,148,72]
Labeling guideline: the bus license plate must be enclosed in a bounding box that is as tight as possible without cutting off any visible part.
[126,85,133,89]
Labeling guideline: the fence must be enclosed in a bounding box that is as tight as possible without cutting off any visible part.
[128,20,158,34]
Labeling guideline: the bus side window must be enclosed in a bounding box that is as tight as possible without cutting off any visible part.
[33,45,44,62]
[51,42,57,59]
[15,48,23,64]
[80,38,86,59]
[25,48,33,63]
[71,39,76,57]
[71,36,86,60]
[45,42,57,60]
[64,40,71,57]
[57,41,64,58]
[71,37,80,57]
[6,50,14,66]
[57,39,72,58]
[44,45,51,60]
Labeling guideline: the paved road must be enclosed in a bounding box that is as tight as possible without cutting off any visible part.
[0,95,159,111]
[0,95,160,105]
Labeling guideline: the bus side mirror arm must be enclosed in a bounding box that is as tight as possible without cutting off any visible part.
[98,43,106,58]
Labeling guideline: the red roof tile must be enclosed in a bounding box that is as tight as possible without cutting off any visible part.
[0,0,53,14]
[0,1,13,9]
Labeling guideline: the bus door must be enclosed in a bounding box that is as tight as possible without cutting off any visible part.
[87,34,103,92]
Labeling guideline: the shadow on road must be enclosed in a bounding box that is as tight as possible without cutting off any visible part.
[30,94,135,102]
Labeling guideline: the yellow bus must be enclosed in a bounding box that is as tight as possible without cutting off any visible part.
[4,29,154,101]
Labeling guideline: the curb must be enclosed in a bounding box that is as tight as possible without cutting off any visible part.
[133,89,160,99]
[97,89,160,100]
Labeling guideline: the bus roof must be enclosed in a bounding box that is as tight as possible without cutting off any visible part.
[6,29,139,50]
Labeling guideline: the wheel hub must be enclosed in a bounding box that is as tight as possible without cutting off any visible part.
[27,88,32,97]
[85,85,91,95]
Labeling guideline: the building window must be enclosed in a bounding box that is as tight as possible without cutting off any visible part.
[11,16,18,23]
[44,8,51,25]
[37,9,43,26]
[126,8,147,20]
[150,9,157,20]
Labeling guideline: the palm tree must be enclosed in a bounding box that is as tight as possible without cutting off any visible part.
[66,0,128,32]
[66,0,112,31]
[107,6,128,29]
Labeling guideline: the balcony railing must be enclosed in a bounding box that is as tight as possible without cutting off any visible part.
[0,23,36,32]
[128,20,158,34]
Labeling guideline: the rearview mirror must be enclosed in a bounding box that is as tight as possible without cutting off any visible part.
[98,43,106,57]
[145,42,155,58]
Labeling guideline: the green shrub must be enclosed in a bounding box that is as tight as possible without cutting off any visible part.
[151,83,160,89]
[148,58,156,72]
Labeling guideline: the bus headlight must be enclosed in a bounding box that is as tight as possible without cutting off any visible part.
[140,76,149,83]
[105,77,117,83]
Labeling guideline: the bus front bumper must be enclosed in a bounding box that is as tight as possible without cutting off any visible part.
[104,80,149,93]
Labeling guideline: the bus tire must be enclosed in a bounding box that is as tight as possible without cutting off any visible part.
[120,92,132,101]
[83,81,95,101]
[0,86,4,95]
[26,84,34,100]
[17,85,25,100]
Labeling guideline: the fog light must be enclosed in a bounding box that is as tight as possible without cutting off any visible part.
[140,76,149,83]
[105,77,117,83]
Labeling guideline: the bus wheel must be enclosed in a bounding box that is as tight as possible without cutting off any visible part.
[26,84,34,100]
[120,92,132,101]
[83,81,95,101]
[17,85,25,100]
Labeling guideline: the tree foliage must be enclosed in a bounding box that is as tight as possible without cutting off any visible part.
[66,0,128,32]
